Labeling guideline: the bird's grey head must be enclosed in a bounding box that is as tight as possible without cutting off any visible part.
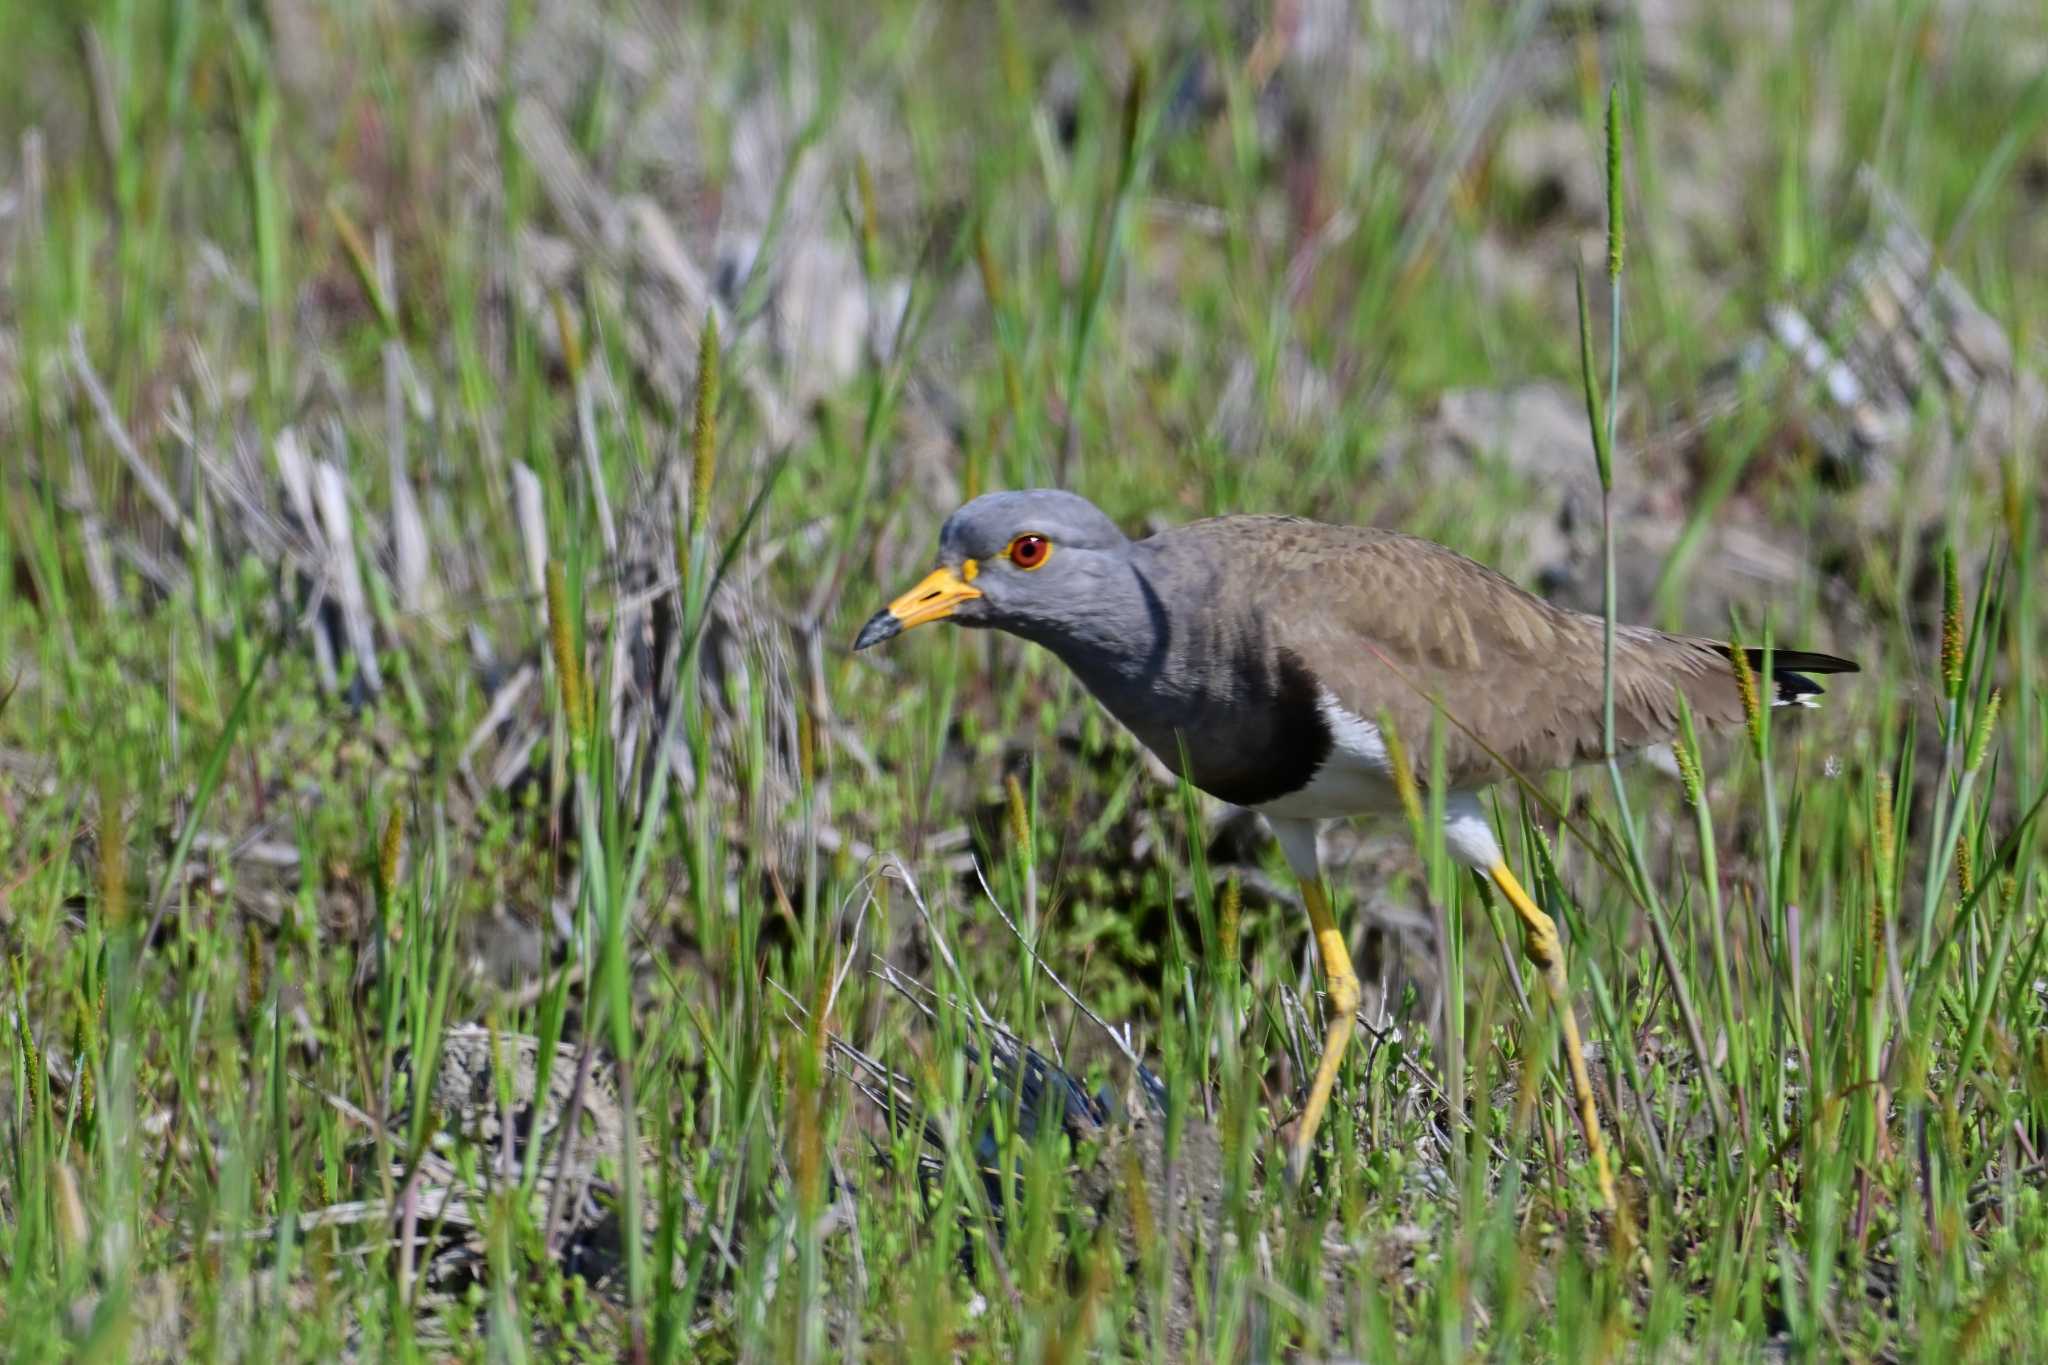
[853,490,1134,652]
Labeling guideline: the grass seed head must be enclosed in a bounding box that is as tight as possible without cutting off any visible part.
[15,988,39,1127]
[1873,769,1896,909]
[73,1027,93,1127]
[1605,86,1625,281]
[550,290,583,385]
[1218,871,1241,968]
[682,314,721,592]
[1004,772,1031,852]
[1728,634,1763,751]
[97,775,126,928]
[1966,689,2002,773]
[545,559,586,746]
[1674,731,1705,808]
[1940,545,1964,701]
[2001,454,2025,545]
[378,806,404,906]
[797,704,817,789]
[974,222,1006,312]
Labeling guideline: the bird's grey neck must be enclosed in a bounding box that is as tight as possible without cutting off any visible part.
[1026,546,1228,744]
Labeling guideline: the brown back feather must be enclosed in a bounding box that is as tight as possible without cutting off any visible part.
[1176,516,1853,789]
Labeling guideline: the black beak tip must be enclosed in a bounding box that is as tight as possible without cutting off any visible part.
[852,610,901,652]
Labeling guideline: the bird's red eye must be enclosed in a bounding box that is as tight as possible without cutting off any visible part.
[1007,534,1051,570]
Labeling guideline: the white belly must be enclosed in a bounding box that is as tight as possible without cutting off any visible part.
[1251,693,1407,820]
[1250,692,1508,872]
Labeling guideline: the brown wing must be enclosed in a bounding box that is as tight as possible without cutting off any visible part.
[1201,517,1848,789]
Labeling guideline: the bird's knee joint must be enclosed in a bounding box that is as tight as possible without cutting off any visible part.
[1522,915,1561,969]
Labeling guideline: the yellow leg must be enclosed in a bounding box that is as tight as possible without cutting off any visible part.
[1488,859,1617,1210]
[1288,877,1361,1184]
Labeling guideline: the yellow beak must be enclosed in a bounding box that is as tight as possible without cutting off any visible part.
[852,563,983,650]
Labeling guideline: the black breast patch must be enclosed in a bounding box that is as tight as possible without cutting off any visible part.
[1196,645,1333,807]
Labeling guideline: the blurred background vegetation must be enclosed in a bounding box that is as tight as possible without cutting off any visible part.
[2,0,2046,1358]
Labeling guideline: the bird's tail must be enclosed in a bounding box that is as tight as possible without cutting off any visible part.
[1722,645,1861,709]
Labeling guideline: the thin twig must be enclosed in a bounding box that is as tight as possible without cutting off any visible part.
[540,1039,603,1256]
[971,859,1146,1077]
[70,326,195,544]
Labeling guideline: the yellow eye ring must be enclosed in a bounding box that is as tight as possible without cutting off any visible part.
[1006,533,1052,570]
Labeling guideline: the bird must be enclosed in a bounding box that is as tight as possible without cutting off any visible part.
[852,489,1857,1199]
